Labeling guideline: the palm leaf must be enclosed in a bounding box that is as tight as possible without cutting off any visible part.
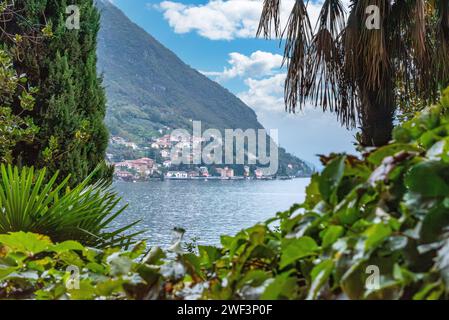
[257,0,281,38]
[0,164,142,248]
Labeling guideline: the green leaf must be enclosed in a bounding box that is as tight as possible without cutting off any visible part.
[322,226,344,249]
[181,253,204,280]
[304,173,322,208]
[405,161,449,197]
[238,270,270,289]
[413,281,444,300]
[0,232,52,255]
[319,156,346,204]
[51,241,84,254]
[67,280,96,300]
[306,260,334,300]
[128,241,146,259]
[198,245,221,268]
[95,279,125,297]
[368,144,420,165]
[0,266,17,280]
[420,204,449,243]
[280,236,319,269]
[261,272,297,300]
[363,224,392,251]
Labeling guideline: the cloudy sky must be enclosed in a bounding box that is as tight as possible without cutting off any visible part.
[110,0,356,167]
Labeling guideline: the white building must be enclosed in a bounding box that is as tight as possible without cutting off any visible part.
[160,149,170,158]
[163,160,172,168]
[166,171,188,179]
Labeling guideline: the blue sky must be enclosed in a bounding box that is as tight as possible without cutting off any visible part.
[109,0,356,167]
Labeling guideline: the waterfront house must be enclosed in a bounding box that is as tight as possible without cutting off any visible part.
[216,167,234,178]
[166,171,189,179]
[115,170,135,181]
[254,169,264,179]
[199,167,209,177]
[114,158,155,177]
[244,166,250,177]
[188,171,200,178]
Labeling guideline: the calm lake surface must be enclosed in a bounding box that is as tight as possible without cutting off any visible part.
[113,178,310,248]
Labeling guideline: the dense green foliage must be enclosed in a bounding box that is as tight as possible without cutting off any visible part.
[1,0,110,185]
[0,232,156,299]
[0,164,140,248]
[0,49,38,163]
[2,89,449,300]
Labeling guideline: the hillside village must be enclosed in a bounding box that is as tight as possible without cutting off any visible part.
[107,134,307,182]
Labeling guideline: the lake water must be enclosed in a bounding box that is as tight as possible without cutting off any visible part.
[113,178,310,248]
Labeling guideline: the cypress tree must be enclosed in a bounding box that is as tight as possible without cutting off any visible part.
[1,0,110,185]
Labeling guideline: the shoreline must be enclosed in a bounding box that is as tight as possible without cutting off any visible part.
[114,176,312,183]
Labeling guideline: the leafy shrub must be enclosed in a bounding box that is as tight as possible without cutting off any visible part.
[0,164,141,248]
[0,48,39,163]
[0,232,164,299]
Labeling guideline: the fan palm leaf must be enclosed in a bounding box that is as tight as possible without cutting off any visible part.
[0,164,142,248]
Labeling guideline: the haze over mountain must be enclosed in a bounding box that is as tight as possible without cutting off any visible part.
[95,0,313,174]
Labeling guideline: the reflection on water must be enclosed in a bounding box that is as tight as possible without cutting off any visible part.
[112,178,310,248]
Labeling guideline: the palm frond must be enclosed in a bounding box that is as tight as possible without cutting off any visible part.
[282,0,312,112]
[0,164,142,248]
[307,0,353,124]
[257,0,281,38]
[358,0,391,91]
[257,0,449,135]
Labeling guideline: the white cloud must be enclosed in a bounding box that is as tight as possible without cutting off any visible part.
[156,0,333,41]
[157,0,261,40]
[237,73,286,113]
[235,72,356,166]
[202,50,283,81]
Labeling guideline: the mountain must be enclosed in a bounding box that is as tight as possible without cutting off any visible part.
[95,0,313,175]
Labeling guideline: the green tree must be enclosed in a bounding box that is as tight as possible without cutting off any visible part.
[1,0,110,185]
[0,48,38,163]
[258,0,449,146]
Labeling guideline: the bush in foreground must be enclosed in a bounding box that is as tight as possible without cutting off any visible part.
[0,232,159,299]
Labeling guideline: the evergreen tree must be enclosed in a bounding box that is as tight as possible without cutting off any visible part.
[1,0,110,185]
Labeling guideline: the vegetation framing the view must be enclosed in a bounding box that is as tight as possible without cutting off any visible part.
[1,88,449,300]
[1,0,449,301]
